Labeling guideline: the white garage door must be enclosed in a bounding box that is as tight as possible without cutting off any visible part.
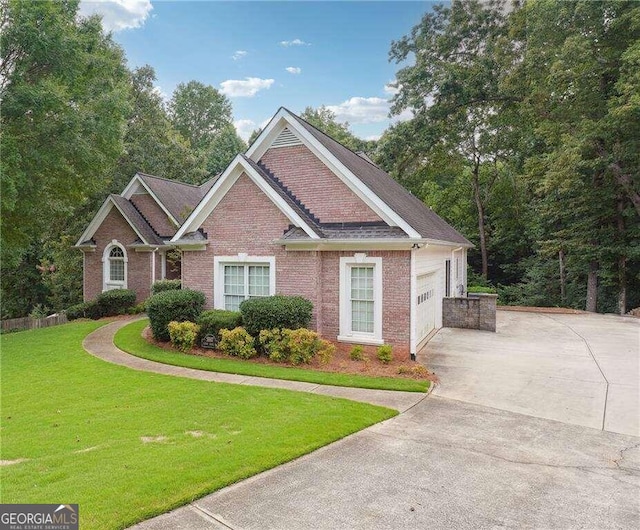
[416,273,437,343]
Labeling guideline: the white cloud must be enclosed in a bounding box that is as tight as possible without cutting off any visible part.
[384,82,400,96]
[152,84,168,102]
[78,0,153,32]
[232,50,248,61]
[220,77,274,98]
[279,39,309,47]
[364,134,382,141]
[234,119,257,142]
[326,97,391,124]
[285,67,301,75]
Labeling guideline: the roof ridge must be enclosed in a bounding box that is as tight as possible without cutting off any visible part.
[137,172,202,189]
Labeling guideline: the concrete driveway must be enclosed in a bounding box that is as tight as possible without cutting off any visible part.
[134,397,640,530]
[420,310,640,437]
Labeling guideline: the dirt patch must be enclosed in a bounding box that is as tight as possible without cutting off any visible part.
[0,458,28,466]
[140,435,168,444]
[498,305,587,315]
[142,327,436,383]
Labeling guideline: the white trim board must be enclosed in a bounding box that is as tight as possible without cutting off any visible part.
[121,173,180,226]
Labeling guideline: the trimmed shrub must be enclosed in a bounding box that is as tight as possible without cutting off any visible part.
[467,285,497,294]
[96,289,137,317]
[151,279,182,296]
[66,303,88,320]
[84,300,103,320]
[219,327,257,359]
[197,309,242,346]
[168,321,200,353]
[349,345,365,361]
[240,295,313,336]
[258,328,334,365]
[127,301,147,315]
[147,289,206,341]
[258,329,289,362]
[377,344,393,364]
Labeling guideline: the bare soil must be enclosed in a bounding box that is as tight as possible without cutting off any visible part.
[141,327,436,382]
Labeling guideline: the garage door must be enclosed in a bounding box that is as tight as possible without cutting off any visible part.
[416,273,437,343]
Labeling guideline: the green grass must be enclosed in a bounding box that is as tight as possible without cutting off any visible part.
[115,319,429,393]
[1,321,397,529]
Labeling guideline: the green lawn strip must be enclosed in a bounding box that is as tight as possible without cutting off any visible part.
[115,319,429,393]
[1,321,397,530]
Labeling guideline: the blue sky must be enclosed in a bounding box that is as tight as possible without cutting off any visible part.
[79,1,437,141]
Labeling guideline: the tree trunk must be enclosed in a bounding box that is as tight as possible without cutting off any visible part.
[617,198,627,315]
[558,249,566,306]
[585,260,598,312]
[472,169,489,280]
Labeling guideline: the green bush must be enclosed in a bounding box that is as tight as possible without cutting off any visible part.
[240,295,313,336]
[258,328,334,365]
[84,300,103,320]
[127,301,147,315]
[349,345,365,361]
[197,309,242,346]
[147,289,206,341]
[66,303,88,320]
[219,327,257,359]
[168,321,200,353]
[377,344,393,364]
[467,285,498,294]
[151,279,182,296]
[96,289,137,316]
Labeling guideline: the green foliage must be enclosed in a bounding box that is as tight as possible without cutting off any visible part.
[219,327,257,359]
[96,289,137,317]
[128,302,147,315]
[376,345,393,365]
[196,309,242,345]
[146,289,205,341]
[151,279,182,296]
[66,303,88,321]
[240,295,313,336]
[467,286,498,294]
[258,328,335,365]
[169,80,233,151]
[350,345,365,361]
[168,321,200,353]
[206,124,247,175]
[300,106,375,153]
[1,0,130,265]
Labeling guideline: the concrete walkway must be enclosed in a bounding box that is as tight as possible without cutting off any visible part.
[420,310,640,436]
[82,317,427,413]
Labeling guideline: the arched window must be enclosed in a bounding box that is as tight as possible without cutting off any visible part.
[103,242,127,291]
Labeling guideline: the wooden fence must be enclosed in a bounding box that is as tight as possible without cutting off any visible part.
[1,313,68,333]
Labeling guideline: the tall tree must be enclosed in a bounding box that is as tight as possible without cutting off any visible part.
[300,106,375,153]
[388,0,515,280]
[206,124,247,175]
[168,80,233,151]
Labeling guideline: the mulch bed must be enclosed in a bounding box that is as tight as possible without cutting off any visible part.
[141,326,436,383]
[498,305,587,315]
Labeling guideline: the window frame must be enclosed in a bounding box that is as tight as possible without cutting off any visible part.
[338,255,383,345]
[102,240,128,291]
[213,255,276,310]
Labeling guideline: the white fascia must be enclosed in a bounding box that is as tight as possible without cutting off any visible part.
[246,109,421,239]
[172,155,320,242]
[121,173,180,226]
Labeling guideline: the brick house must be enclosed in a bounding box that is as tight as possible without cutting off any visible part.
[76,108,472,359]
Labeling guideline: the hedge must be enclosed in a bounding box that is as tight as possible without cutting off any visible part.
[147,289,206,341]
[151,279,182,296]
[66,289,136,320]
[196,309,242,346]
[239,295,313,336]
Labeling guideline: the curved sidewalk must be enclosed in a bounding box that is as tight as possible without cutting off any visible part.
[83,317,428,412]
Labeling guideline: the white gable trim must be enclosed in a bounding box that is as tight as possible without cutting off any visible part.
[172,155,320,241]
[75,196,150,247]
[121,173,180,226]
[246,109,422,239]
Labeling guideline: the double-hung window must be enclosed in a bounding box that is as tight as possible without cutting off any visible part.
[339,255,383,345]
[214,256,275,311]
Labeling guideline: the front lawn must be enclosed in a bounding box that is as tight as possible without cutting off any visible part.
[115,319,429,392]
[0,322,396,529]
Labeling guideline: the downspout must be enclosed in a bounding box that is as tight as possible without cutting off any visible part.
[151,248,157,288]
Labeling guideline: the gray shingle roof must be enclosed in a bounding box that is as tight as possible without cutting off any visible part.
[281,225,409,241]
[110,195,165,246]
[137,173,218,224]
[287,110,472,246]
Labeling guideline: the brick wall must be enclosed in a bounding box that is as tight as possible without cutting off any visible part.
[442,294,497,332]
[181,173,413,358]
[130,193,177,237]
[259,145,382,223]
[82,207,152,302]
